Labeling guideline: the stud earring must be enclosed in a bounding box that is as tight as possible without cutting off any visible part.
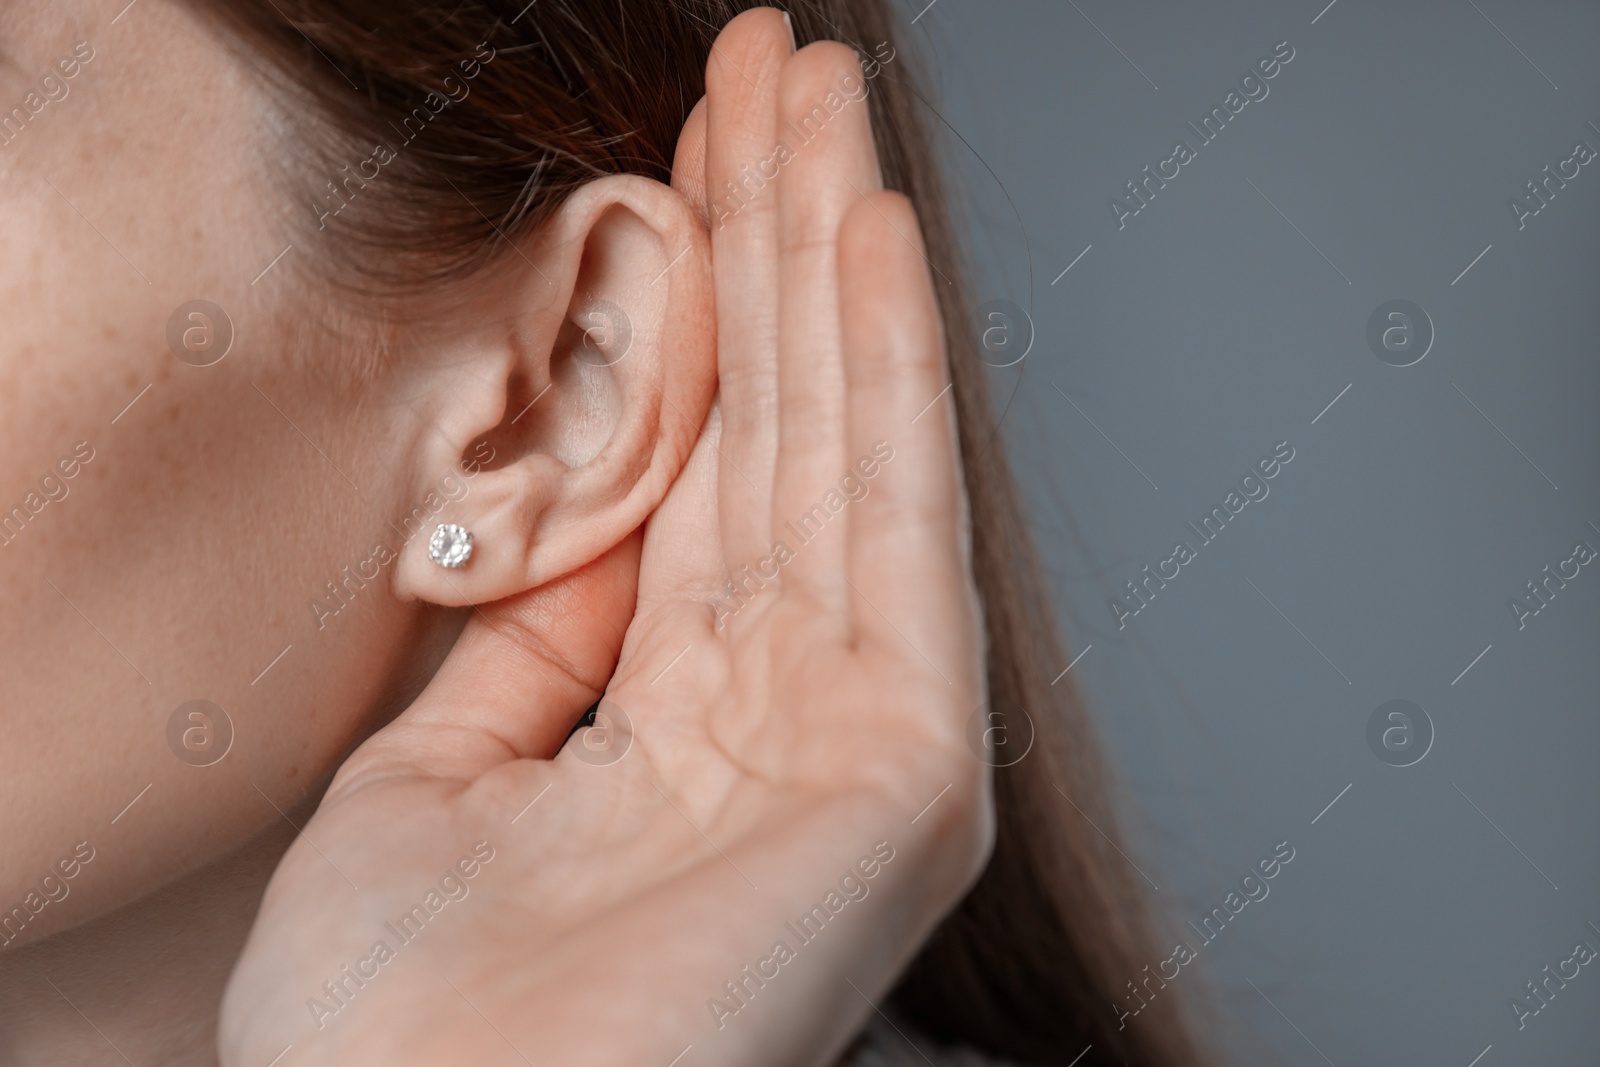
[428,523,474,569]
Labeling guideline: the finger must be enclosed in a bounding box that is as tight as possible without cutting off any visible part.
[636,400,727,607]
[325,533,641,798]
[771,41,883,616]
[839,192,977,675]
[671,95,710,227]
[701,7,791,579]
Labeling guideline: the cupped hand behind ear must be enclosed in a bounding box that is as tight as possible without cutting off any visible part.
[219,10,988,1067]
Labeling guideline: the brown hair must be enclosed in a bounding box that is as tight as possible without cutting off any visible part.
[191,1,1211,1062]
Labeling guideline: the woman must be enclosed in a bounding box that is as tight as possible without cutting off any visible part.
[0,1,1208,1064]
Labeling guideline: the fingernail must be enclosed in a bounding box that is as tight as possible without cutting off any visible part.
[782,10,797,52]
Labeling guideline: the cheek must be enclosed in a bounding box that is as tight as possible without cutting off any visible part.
[0,2,416,926]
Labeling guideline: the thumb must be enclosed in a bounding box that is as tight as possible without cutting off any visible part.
[326,528,642,797]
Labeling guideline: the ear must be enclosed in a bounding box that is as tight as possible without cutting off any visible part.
[391,174,714,607]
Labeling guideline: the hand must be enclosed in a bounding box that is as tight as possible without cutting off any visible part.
[219,10,989,1066]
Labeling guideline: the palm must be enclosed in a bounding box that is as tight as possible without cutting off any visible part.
[221,11,985,1067]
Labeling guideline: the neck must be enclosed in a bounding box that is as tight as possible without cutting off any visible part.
[0,819,296,1067]
[0,607,466,1065]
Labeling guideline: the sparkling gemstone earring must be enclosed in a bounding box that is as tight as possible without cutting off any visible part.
[428,523,474,569]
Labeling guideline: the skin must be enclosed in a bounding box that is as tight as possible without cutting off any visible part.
[0,5,988,1066]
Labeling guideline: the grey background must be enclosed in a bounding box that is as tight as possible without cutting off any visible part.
[911,0,1599,1063]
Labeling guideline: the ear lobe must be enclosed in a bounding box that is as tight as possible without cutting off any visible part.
[392,174,714,608]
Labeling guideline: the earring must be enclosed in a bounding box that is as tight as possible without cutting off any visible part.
[428,523,474,569]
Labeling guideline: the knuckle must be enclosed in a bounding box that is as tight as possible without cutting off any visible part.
[778,233,837,257]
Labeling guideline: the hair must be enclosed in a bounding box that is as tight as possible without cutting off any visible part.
[187,1,1211,1063]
